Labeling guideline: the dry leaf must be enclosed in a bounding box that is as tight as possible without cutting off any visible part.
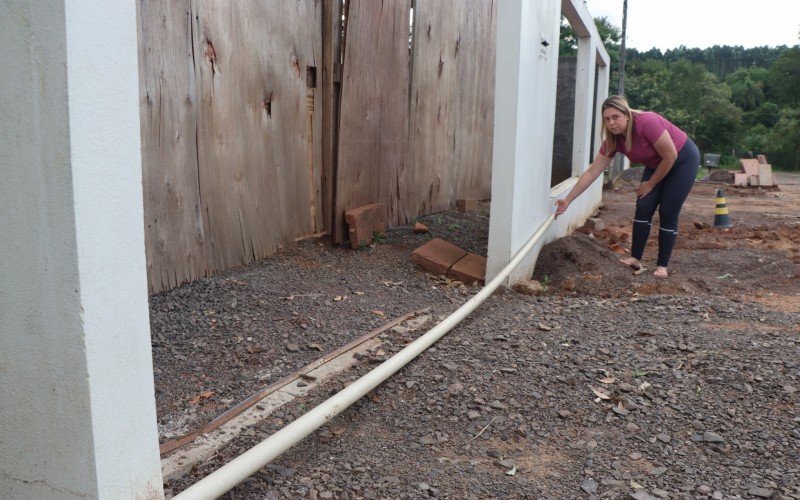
[600,377,616,384]
[188,390,214,405]
[589,386,611,400]
[506,467,517,476]
[382,280,403,286]
[372,310,385,316]
[281,295,295,301]
[333,295,345,302]
[354,291,365,295]
[331,427,347,436]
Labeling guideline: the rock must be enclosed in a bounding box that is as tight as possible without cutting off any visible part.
[585,218,605,231]
[747,487,774,498]
[628,490,659,500]
[613,404,630,416]
[513,280,545,296]
[419,435,437,445]
[489,400,508,410]
[703,431,725,443]
[656,433,671,443]
[629,452,642,460]
[448,383,463,395]
[413,222,429,234]
[286,343,300,352]
[581,479,599,494]
[650,466,667,476]
[498,459,515,468]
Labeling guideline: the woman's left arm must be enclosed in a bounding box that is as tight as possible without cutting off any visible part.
[637,130,678,198]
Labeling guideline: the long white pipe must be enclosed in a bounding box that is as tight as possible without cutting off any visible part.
[175,214,555,500]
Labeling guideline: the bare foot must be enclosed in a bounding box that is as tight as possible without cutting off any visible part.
[619,257,641,270]
[653,267,668,278]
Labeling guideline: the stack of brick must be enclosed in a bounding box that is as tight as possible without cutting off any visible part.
[411,238,486,285]
[733,157,775,187]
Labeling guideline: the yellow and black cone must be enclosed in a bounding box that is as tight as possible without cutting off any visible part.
[713,188,732,228]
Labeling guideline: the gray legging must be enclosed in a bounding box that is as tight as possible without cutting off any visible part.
[630,138,700,268]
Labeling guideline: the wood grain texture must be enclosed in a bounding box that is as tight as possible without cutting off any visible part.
[408,0,496,217]
[192,0,322,271]
[333,0,412,242]
[321,0,343,235]
[139,1,322,292]
[138,0,210,292]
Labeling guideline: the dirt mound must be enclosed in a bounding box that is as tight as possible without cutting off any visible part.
[532,234,637,297]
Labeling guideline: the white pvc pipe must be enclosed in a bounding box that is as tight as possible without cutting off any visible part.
[175,214,555,500]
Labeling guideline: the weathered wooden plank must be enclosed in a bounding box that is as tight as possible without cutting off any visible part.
[192,0,323,270]
[321,0,343,235]
[138,0,211,292]
[408,0,496,217]
[334,0,411,242]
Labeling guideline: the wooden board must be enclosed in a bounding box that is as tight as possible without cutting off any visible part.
[407,0,496,216]
[138,0,211,292]
[139,1,322,292]
[333,0,412,242]
[193,0,322,270]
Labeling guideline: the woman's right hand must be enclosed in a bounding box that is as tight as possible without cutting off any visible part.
[554,198,570,218]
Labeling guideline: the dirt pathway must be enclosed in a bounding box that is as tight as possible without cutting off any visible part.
[155,173,799,499]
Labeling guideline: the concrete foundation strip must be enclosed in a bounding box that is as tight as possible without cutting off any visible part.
[160,307,431,456]
[174,214,555,499]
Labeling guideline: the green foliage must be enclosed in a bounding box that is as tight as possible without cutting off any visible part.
[560,16,800,170]
[561,16,621,69]
[766,108,800,169]
[768,47,800,107]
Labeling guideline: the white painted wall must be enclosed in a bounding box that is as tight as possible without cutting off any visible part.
[487,0,562,283]
[488,0,610,283]
[0,1,163,498]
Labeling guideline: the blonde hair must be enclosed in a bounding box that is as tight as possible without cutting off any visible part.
[601,95,641,154]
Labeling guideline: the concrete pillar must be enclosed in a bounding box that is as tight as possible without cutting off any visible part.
[0,2,163,498]
[486,0,561,283]
[572,35,598,176]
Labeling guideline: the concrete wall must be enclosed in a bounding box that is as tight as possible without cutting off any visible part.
[0,1,163,498]
[487,0,609,284]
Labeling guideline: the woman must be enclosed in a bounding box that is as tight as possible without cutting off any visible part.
[555,95,700,278]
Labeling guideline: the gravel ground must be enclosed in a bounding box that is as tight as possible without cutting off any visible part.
[154,175,800,499]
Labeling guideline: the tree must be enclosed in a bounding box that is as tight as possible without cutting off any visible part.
[766,108,800,169]
[560,16,621,69]
[769,47,800,107]
[725,67,767,111]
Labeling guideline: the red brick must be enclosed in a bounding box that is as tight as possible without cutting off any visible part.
[448,253,487,285]
[413,222,429,234]
[457,199,478,212]
[344,204,386,248]
[411,238,468,277]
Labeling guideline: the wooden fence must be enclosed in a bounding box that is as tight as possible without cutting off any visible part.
[138,0,496,292]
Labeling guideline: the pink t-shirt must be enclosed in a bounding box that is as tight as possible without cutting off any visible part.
[600,112,688,168]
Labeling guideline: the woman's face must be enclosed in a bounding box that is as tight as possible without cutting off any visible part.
[603,107,629,135]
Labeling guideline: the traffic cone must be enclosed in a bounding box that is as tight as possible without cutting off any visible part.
[713,188,732,228]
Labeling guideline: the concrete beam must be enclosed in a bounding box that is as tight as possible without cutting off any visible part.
[1,1,163,498]
[487,0,561,284]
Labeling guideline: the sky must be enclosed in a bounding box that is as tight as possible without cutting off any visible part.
[584,0,800,51]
